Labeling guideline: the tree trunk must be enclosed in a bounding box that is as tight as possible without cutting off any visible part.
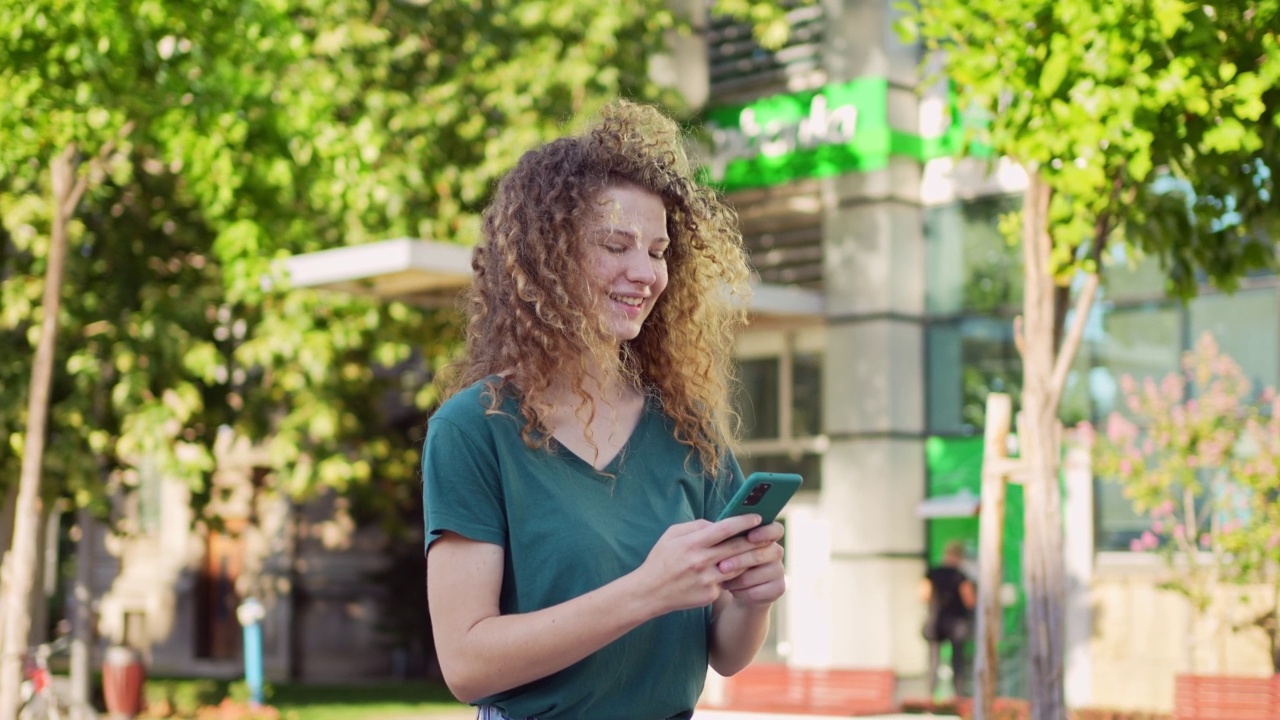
[1019,174,1066,720]
[0,147,77,719]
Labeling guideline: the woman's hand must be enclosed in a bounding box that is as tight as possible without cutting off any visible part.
[706,521,786,675]
[631,514,765,613]
[716,522,786,606]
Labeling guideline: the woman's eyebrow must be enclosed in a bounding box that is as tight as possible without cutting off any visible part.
[600,227,671,243]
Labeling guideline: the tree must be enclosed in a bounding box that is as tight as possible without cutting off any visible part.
[901,1,1280,717]
[1088,334,1280,672]
[0,0,797,709]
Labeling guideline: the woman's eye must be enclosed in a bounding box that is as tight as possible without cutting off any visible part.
[651,247,670,260]
[605,244,627,254]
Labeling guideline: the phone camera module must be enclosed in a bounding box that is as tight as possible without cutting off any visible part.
[743,483,770,507]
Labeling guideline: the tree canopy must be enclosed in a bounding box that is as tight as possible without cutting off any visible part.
[906,0,1279,296]
[902,1,1279,717]
[0,0,790,524]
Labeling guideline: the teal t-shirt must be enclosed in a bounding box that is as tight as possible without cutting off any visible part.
[422,378,743,720]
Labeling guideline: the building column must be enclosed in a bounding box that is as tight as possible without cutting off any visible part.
[816,162,929,676]
[810,0,930,676]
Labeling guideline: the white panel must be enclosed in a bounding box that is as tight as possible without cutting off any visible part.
[784,504,835,668]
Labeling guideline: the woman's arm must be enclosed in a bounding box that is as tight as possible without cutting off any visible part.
[427,514,767,702]
[706,522,786,676]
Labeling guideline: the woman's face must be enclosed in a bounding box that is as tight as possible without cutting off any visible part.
[583,185,670,343]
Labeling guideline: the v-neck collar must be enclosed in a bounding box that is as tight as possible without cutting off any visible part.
[550,395,654,481]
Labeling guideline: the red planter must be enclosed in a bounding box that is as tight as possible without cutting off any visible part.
[102,645,146,718]
[1175,673,1280,720]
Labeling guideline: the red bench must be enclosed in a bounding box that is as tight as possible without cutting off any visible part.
[1175,674,1280,720]
[703,663,897,716]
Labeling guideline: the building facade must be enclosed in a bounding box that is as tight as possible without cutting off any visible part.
[695,0,1280,712]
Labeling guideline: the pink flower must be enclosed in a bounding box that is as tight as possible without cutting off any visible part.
[1173,524,1185,540]
[1200,535,1211,548]
[1141,531,1159,550]
[1076,421,1097,444]
[1119,459,1133,476]
[1130,538,1145,552]
[1151,520,1164,534]
[1106,414,1138,444]
[1120,375,1136,395]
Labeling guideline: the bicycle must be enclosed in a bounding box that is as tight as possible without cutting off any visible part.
[18,636,98,720]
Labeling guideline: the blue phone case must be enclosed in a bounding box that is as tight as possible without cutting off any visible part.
[716,472,804,525]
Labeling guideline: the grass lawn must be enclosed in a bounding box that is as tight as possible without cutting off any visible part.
[139,677,470,720]
[270,682,470,720]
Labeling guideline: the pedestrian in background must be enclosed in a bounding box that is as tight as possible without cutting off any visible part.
[422,100,787,720]
[921,539,977,699]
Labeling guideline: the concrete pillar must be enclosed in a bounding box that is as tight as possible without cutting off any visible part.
[812,0,930,677]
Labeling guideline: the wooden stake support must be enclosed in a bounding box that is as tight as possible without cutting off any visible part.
[973,393,1023,720]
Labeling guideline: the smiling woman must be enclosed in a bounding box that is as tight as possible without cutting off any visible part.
[420,101,786,720]
[584,185,671,343]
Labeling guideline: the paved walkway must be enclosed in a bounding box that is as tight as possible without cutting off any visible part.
[696,707,957,712]
[404,707,957,712]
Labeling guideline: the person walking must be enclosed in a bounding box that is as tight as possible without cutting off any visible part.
[920,540,977,699]
[422,100,786,720]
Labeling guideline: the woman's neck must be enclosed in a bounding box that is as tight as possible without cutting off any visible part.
[559,364,638,407]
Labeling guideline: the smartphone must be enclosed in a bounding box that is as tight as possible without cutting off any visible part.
[716,472,803,526]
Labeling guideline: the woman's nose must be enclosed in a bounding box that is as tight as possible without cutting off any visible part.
[625,251,658,284]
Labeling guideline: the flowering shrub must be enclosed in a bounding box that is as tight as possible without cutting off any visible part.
[1081,333,1280,669]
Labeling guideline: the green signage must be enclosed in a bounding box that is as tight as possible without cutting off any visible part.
[702,77,964,192]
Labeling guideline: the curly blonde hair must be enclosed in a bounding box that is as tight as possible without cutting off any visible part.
[444,100,751,479]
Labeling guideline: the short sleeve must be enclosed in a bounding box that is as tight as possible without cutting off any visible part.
[422,415,508,552]
[704,449,746,521]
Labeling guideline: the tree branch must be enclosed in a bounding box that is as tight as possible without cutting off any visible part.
[1046,270,1098,409]
[60,122,134,217]
[1046,200,1117,408]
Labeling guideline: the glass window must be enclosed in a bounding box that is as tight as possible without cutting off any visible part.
[925,194,1023,316]
[927,318,1021,435]
[1188,287,1280,393]
[1102,249,1170,304]
[736,357,780,440]
[1095,478,1150,551]
[1090,303,1185,551]
[791,352,823,437]
[1089,304,1181,418]
[738,452,823,492]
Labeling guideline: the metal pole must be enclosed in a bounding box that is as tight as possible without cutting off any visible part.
[238,597,266,707]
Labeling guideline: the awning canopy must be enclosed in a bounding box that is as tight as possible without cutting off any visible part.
[283,237,472,306]
[915,490,981,519]
[284,237,825,319]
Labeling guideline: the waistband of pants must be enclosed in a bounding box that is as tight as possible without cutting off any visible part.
[477,706,688,720]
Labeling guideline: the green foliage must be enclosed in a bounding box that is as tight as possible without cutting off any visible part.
[0,0,793,523]
[712,0,807,49]
[900,0,1280,297]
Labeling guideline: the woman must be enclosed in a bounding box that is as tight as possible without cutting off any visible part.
[422,100,786,720]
